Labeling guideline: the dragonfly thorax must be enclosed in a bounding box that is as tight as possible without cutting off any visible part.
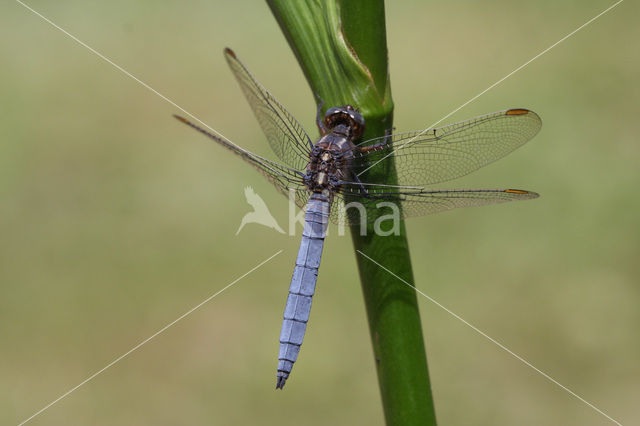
[306,133,356,193]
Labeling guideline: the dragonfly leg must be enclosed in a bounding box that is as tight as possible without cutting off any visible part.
[385,127,395,141]
[359,128,393,153]
[350,174,369,195]
[315,97,327,136]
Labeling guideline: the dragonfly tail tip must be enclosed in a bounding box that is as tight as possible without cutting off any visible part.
[275,376,287,390]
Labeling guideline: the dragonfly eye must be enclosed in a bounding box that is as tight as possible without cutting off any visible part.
[324,105,366,139]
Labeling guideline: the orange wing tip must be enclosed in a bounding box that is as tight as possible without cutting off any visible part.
[173,114,189,124]
[224,47,236,58]
[505,108,531,116]
[505,189,539,198]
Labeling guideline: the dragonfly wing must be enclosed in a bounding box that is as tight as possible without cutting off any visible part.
[174,115,308,201]
[332,182,538,225]
[352,109,541,186]
[224,48,313,171]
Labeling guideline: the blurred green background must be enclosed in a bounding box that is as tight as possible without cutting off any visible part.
[1,1,638,425]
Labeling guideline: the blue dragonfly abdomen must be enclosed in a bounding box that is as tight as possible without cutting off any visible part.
[276,192,330,389]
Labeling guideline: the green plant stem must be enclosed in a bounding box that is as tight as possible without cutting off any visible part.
[267,1,436,424]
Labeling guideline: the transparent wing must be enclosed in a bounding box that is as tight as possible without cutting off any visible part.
[331,182,538,225]
[352,109,542,186]
[174,115,307,200]
[289,187,312,211]
[224,48,312,171]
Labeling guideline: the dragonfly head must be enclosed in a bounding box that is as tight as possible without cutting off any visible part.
[324,105,365,139]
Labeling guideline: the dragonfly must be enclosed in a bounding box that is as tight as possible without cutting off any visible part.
[174,48,541,389]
